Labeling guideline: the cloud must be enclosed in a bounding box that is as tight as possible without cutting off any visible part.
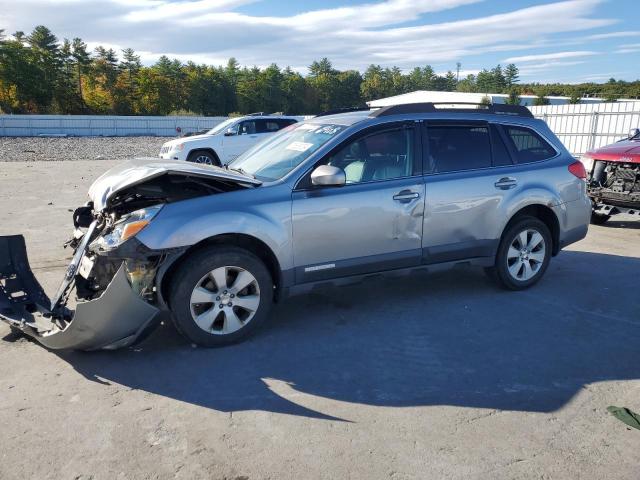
[614,43,640,54]
[0,0,617,76]
[503,51,597,63]
[586,31,640,40]
[518,60,587,77]
[124,0,258,22]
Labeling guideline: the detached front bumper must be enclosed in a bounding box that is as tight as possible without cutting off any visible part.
[592,201,640,218]
[0,235,160,351]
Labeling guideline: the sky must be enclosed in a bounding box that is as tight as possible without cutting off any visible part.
[0,0,638,83]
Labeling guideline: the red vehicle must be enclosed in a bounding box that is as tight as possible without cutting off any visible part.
[582,128,640,224]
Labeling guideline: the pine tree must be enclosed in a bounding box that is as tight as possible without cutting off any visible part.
[504,64,519,88]
[505,87,521,105]
[26,25,60,109]
[71,38,91,109]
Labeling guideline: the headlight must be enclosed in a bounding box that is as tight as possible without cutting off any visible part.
[172,143,184,152]
[91,205,163,251]
[579,155,594,173]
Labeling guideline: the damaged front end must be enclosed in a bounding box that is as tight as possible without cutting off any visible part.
[588,160,640,218]
[0,211,166,350]
[0,159,259,350]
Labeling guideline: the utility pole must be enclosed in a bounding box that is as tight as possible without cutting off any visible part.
[456,62,461,83]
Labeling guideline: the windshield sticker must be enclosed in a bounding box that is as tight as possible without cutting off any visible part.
[315,125,341,135]
[286,141,314,152]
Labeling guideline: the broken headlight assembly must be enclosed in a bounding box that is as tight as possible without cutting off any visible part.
[91,205,163,252]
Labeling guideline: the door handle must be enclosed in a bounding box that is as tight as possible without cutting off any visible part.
[494,177,517,190]
[393,190,420,202]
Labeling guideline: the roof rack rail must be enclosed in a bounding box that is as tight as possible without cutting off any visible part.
[247,112,265,116]
[369,102,533,118]
[315,106,371,118]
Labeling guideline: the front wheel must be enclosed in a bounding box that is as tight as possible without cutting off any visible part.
[187,150,220,166]
[489,216,552,291]
[168,246,273,347]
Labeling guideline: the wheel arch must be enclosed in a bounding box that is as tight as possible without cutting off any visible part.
[159,233,284,307]
[501,204,561,255]
[187,148,221,166]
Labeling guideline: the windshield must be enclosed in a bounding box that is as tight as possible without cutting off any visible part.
[207,117,238,135]
[229,123,346,181]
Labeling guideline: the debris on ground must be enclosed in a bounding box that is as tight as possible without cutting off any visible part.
[607,406,640,431]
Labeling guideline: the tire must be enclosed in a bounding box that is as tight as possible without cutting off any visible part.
[187,150,220,166]
[168,246,273,347]
[590,212,610,225]
[489,216,552,291]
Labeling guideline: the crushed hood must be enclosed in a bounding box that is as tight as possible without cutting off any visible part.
[88,158,261,211]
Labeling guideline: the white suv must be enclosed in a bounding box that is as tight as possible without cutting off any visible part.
[159,114,298,166]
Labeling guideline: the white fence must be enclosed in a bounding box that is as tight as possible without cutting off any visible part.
[530,102,640,156]
[0,115,228,137]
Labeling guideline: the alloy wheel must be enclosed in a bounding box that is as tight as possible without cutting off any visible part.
[506,228,546,281]
[189,265,260,334]
[194,154,213,165]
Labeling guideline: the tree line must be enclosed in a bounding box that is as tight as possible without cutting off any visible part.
[1,25,639,115]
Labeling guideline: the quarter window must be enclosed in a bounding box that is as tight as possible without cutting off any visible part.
[503,126,556,163]
[326,128,415,184]
[427,124,492,173]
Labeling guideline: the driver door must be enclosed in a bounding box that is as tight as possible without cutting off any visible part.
[222,120,260,163]
[291,123,425,283]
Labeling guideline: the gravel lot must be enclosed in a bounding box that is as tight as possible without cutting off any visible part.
[0,158,639,479]
[0,136,169,162]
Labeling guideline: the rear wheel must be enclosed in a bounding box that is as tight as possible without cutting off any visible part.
[187,150,220,166]
[489,216,552,290]
[168,246,273,347]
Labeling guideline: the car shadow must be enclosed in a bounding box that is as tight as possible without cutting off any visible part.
[48,250,640,421]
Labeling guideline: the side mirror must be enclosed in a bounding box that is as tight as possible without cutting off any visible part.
[224,128,236,137]
[628,128,639,139]
[311,165,346,187]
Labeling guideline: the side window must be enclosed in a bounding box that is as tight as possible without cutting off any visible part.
[502,125,556,163]
[490,124,514,167]
[239,120,257,135]
[427,124,491,173]
[277,119,297,129]
[325,128,415,184]
[256,120,280,133]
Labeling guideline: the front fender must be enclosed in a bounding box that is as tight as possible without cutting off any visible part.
[136,190,293,270]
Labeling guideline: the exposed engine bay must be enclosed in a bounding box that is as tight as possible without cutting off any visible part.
[588,160,640,217]
[0,159,258,350]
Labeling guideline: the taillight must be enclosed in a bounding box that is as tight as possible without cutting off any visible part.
[568,161,587,180]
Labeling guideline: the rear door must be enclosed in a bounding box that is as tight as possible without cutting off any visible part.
[421,120,516,263]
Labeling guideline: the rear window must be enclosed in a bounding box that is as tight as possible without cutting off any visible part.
[427,124,492,173]
[502,126,556,163]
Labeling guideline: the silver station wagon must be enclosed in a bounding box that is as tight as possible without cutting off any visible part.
[0,102,591,350]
